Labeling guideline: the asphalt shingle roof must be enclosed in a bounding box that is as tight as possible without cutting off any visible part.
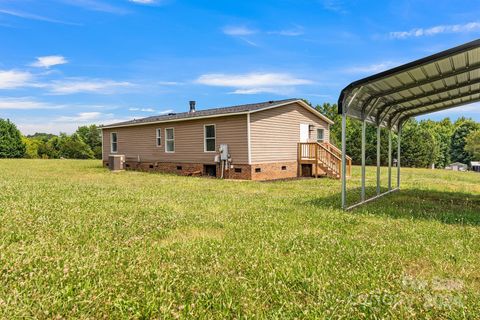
[102,98,301,128]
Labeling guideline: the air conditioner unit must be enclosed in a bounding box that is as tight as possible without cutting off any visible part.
[108,154,125,171]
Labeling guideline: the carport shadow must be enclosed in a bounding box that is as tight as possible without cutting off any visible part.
[306,187,480,226]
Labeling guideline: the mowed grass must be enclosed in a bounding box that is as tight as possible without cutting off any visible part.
[0,160,479,319]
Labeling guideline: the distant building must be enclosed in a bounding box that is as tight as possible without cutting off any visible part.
[445,162,468,172]
[471,161,480,172]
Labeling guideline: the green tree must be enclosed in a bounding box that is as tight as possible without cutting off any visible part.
[38,136,61,159]
[58,133,95,159]
[400,119,437,168]
[465,130,480,160]
[76,125,102,159]
[450,119,479,164]
[417,120,447,168]
[22,137,41,159]
[27,133,56,140]
[0,119,26,158]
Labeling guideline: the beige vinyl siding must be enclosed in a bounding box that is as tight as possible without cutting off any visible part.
[250,102,330,163]
[102,114,248,164]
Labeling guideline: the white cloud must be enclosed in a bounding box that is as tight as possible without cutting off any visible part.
[196,72,312,96]
[0,97,64,109]
[222,26,257,36]
[59,0,129,14]
[158,109,174,114]
[0,9,79,25]
[229,88,294,95]
[158,81,183,85]
[128,107,174,114]
[30,55,68,68]
[304,93,332,98]
[17,113,131,135]
[55,112,108,122]
[0,70,33,89]
[322,0,347,14]
[196,72,312,87]
[55,112,104,122]
[129,107,155,112]
[421,102,480,116]
[268,26,304,37]
[344,61,399,74]
[48,79,133,94]
[129,0,158,4]
[269,29,304,36]
[390,22,480,39]
[239,38,259,47]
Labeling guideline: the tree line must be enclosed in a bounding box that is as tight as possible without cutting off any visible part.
[315,103,480,168]
[1,107,480,167]
[0,119,102,159]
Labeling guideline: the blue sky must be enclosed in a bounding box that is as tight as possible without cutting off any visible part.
[1,0,480,134]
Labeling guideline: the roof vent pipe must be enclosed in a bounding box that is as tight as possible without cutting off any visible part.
[189,101,196,113]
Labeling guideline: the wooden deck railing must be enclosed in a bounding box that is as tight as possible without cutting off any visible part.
[298,142,351,178]
[322,141,352,177]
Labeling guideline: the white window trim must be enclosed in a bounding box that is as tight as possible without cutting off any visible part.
[110,132,118,153]
[165,128,175,153]
[156,128,162,147]
[317,128,325,143]
[203,124,216,153]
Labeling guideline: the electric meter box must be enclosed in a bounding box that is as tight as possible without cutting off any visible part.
[219,144,229,160]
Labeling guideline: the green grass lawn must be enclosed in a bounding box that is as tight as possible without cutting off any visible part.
[1,160,479,319]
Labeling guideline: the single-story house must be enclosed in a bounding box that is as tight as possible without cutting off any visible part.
[101,99,350,180]
[445,162,468,171]
[471,161,480,172]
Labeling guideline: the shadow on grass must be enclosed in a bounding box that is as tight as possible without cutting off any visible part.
[306,187,480,226]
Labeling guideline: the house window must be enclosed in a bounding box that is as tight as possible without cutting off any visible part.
[317,129,325,143]
[165,128,175,152]
[111,132,118,153]
[204,124,216,152]
[156,128,162,146]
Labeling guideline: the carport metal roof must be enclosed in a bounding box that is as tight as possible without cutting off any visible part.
[338,39,480,130]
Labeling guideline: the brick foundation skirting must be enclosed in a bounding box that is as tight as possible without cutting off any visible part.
[103,160,301,181]
[249,161,298,181]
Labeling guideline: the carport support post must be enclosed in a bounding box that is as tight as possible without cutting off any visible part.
[376,125,381,195]
[361,120,366,202]
[341,111,347,209]
[397,125,402,188]
[388,129,392,190]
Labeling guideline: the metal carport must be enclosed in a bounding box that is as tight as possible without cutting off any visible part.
[338,39,480,210]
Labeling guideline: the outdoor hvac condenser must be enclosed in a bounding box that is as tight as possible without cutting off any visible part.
[108,155,125,171]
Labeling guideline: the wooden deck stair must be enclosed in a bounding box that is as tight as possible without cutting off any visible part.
[298,142,352,179]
